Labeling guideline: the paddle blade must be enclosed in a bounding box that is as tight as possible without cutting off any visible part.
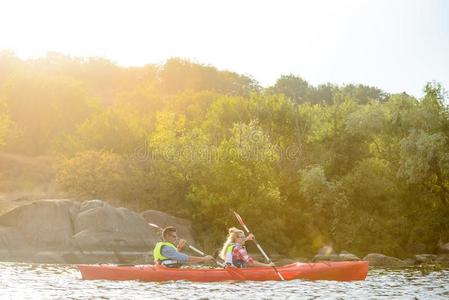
[148,223,162,230]
[233,211,245,227]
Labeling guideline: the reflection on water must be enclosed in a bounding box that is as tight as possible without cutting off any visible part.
[0,263,448,299]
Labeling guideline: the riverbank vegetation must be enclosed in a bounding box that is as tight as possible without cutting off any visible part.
[0,51,448,258]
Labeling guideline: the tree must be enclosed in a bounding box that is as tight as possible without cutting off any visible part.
[269,74,311,104]
[0,101,11,148]
[160,58,259,96]
[56,150,124,199]
[299,165,347,245]
[187,121,285,250]
[339,158,407,255]
[1,71,98,154]
[61,104,147,155]
[336,84,387,104]
[398,130,449,206]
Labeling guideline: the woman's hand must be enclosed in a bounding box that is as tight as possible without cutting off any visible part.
[245,233,255,242]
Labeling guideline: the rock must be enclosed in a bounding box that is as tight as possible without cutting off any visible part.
[0,198,199,263]
[316,244,336,256]
[0,225,29,250]
[0,199,79,248]
[313,249,360,262]
[60,251,83,264]
[436,254,449,264]
[438,241,449,254]
[72,200,156,252]
[0,249,10,261]
[31,251,66,264]
[72,230,151,252]
[414,254,437,264]
[363,253,408,267]
[313,254,343,262]
[339,251,360,261]
[403,258,417,265]
[141,210,195,244]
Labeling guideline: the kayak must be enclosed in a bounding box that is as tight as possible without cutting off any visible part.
[77,261,368,282]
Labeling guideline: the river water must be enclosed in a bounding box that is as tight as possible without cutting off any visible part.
[0,263,448,299]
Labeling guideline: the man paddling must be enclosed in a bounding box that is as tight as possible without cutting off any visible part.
[153,226,214,268]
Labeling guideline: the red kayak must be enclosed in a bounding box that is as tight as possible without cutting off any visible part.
[78,261,368,282]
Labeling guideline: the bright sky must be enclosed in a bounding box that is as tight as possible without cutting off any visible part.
[0,0,448,97]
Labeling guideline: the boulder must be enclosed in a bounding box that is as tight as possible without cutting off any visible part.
[313,252,360,262]
[436,254,449,264]
[0,249,10,261]
[414,254,437,264]
[339,251,360,261]
[363,253,408,267]
[141,210,195,244]
[0,225,29,250]
[72,230,151,252]
[0,198,199,263]
[313,254,342,261]
[403,258,417,265]
[438,241,449,254]
[316,244,336,256]
[31,251,66,264]
[72,200,156,252]
[0,199,78,248]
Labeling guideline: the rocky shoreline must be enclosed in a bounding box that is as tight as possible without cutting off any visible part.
[0,199,448,267]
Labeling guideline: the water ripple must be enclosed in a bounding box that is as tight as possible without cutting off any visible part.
[0,263,448,299]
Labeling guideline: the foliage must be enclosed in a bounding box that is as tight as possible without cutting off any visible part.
[56,150,124,199]
[0,71,98,154]
[1,52,449,258]
[0,101,11,148]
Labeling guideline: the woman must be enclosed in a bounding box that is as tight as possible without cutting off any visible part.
[219,227,274,268]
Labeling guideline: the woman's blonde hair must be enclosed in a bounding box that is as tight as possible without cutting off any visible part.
[219,227,245,260]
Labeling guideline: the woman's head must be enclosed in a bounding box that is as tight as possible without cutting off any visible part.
[228,227,246,244]
[220,227,245,260]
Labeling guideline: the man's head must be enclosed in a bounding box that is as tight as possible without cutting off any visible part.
[162,226,178,243]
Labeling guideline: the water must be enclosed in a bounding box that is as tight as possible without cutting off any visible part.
[0,263,448,299]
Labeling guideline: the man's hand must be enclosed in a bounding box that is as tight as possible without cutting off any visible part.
[177,239,187,250]
[203,255,214,262]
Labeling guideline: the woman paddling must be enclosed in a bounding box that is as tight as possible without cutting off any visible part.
[219,227,274,268]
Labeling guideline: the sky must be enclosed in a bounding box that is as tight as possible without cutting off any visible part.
[0,0,448,98]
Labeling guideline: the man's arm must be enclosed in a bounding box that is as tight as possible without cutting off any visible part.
[162,246,213,263]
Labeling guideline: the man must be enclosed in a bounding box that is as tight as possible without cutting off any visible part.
[153,226,213,268]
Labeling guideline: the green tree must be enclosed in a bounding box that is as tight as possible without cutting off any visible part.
[336,84,387,104]
[0,101,11,148]
[1,71,98,154]
[299,166,347,250]
[398,130,449,206]
[187,121,285,250]
[269,74,311,104]
[160,58,259,96]
[339,158,406,255]
[62,104,147,154]
[56,150,124,199]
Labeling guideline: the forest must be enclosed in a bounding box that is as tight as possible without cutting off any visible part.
[0,50,448,258]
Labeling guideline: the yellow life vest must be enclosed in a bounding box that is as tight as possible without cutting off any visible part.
[153,241,177,263]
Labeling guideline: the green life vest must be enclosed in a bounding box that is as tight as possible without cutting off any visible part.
[153,241,177,263]
[225,243,245,267]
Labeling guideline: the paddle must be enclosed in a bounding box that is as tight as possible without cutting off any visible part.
[232,211,285,281]
[148,222,225,267]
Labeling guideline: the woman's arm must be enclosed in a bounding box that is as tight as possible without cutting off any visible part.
[249,260,275,267]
